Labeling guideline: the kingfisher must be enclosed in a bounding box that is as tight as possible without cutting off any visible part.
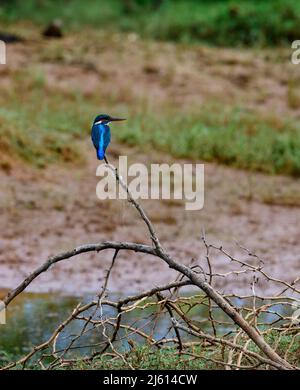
[91,114,125,163]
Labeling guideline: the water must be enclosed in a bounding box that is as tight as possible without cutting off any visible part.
[0,292,294,363]
[0,292,201,361]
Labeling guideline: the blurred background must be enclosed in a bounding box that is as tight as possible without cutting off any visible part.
[0,0,300,363]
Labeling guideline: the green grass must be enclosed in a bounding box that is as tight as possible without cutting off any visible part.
[120,106,300,177]
[61,330,300,369]
[2,67,300,176]
[24,332,299,369]
[1,0,300,47]
[0,69,96,168]
[71,345,215,370]
[2,336,299,369]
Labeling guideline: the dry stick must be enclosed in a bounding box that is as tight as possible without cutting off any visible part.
[173,320,289,371]
[106,163,293,370]
[106,163,162,251]
[182,351,261,370]
[63,320,158,367]
[2,242,156,306]
[52,249,120,367]
[159,250,293,369]
[98,307,122,355]
[202,230,217,337]
[2,164,294,370]
[211,244,300,295]
[237,339,252,370]
[119,280,192,306]
[156,292,183,351]
[2,280,190,370]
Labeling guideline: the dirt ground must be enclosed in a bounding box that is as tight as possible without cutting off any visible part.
[2,27,300,116]
[1,141,299,297]
[0,30,300,297]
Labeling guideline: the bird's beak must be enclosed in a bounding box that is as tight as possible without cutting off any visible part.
[110,117,126,122]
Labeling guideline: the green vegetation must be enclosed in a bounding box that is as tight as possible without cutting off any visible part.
[74,332,299,369]
[1,346,215,370]
[1,6,300,176]
[2,335,298,370]
[17,333,299,370]
[1,0,300,47]
[2,67,300,176]
[66,345,218,370]
[121,107,300,176]
[0,69,95,168]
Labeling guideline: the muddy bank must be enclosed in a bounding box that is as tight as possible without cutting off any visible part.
[0,142,299,297]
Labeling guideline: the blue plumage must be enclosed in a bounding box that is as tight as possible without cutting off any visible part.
[91,123,111,160]
[91,114,125,161]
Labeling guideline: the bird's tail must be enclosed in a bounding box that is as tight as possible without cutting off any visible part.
[97,147,105,160]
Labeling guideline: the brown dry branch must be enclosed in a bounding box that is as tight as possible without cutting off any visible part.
[1,162,299,370]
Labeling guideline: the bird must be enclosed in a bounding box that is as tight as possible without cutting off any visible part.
[91,114,125,163]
